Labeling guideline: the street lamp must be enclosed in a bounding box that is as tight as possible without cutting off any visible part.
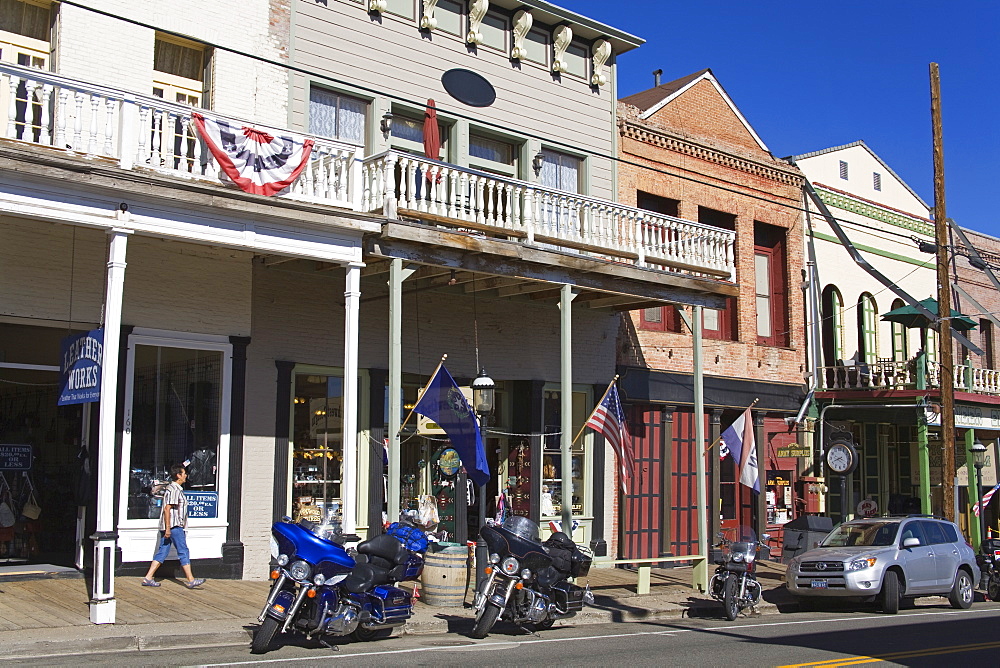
[470,368,495,594]
[972,438,987,550]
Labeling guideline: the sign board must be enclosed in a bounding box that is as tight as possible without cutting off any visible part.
[957,441,998,487]
[776,444,811,458]
[417,386,474,435]
[184,491,218,518]
[0,444,32,470]
[766,470,792,487]
[857,498,878,517]
[924,404,1000,430]
[58,329,104,405]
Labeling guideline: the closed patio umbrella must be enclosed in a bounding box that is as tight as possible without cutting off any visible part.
[880,297,977,331]
[423,99,440,160]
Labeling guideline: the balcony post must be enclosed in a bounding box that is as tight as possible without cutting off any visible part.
[916,350,927,390]
[117,94,138,170]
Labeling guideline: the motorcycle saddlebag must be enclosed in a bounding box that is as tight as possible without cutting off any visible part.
[369,585,412,625]
[551,582,585,613]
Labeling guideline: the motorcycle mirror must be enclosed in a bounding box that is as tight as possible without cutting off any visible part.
[761,533,771,542]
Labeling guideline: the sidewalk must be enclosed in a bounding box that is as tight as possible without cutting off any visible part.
[0,560,792,660]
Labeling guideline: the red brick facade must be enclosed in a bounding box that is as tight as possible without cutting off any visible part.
[953,228,1000,370]
[617,76,806,386]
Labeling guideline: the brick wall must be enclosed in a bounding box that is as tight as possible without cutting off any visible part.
[617,96,807,387]
[954,228,1000,370]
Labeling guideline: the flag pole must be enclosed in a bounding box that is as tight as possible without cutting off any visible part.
[703,398,759,458]
[397,353,448,435]
[572,375,619,446]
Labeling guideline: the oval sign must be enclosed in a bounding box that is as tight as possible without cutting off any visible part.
[441,69,496,107]
[438,448,461,476]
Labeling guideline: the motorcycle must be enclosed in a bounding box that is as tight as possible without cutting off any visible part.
[470,515,594,639]
[976,537,1000,601]
[252,517,427,654]
[709,525,769,621]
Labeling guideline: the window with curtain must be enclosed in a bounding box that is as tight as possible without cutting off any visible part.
[540,149,581,193]
[891,299,908,361]
[859,293,878,364]
[309,87,367,145]
[754,222,788,347]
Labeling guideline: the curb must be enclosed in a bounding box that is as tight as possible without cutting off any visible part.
[1,631,254,661]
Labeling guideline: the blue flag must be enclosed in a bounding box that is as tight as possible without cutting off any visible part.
[412,365,490,487]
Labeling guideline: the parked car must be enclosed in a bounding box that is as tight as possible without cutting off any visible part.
[785,516,979,613]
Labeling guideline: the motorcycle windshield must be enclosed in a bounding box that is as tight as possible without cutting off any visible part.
[272,520,355,572]
[481,524,552,571]
[720,525,758,561]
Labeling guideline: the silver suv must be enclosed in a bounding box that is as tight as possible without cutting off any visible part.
[785,516,979,613]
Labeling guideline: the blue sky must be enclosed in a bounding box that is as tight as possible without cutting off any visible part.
[571,1,999,237]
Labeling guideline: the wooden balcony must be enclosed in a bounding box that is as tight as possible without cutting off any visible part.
[817,359,1000,396]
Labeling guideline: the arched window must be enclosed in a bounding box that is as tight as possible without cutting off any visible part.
[821,285,845,366]
[858,293,878,364]
[890,298,909,361]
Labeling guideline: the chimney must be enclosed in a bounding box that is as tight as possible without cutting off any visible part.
[653,69,662,86]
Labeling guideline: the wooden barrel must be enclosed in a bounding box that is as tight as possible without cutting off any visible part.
[420,545,469,607]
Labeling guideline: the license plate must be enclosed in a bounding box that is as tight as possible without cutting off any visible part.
[810,579,828,589]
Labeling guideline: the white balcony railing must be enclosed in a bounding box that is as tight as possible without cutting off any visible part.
[817,359,1000,396]
[1,62,360,210]
[2,62,736,280]
[361,150,735,278]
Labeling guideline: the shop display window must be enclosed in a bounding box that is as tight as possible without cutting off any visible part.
[126,345,222,520]
[292,373,343,532]
[540,389,588,518]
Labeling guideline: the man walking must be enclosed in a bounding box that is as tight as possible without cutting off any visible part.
[141,464,205,589]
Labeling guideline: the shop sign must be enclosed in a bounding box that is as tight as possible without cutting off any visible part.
[184,491,218,518]
[766,470,791,487]
[58,329,104,406]
[957,441,998,487]
[924,404,1000,429]
[776,443,811,458]
[857,498,878,517]
[0,444,32,470]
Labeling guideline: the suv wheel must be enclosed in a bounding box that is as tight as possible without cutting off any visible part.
[879,571,900,614]
[948,570,974,609]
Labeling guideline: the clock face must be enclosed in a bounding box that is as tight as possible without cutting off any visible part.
[827,444,853,473]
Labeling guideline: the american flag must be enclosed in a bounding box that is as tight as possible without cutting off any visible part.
[974,482,1000,517]
[585,383,636,492]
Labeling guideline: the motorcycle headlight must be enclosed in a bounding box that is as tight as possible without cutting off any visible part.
[732,551,745,562]
[848,557,877,571]
[270,537,279,559]
[277,554,290,566]
[314,573,326,586]
[501,556,520,576]
[289,560,312,581]
[521,568,532,580]
[490,553,501,564]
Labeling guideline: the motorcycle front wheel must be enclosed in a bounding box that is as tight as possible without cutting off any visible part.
[723,575,739,621]
[988,576,1000,602]
[250,616,281,654]
[470,602,501,639]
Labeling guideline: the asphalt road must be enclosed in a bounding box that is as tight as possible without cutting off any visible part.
[7,602,1000,667]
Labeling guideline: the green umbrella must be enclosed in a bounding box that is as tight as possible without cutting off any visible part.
[880,297,977,331]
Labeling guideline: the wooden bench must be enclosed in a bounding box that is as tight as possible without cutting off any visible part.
[593,555,708,594]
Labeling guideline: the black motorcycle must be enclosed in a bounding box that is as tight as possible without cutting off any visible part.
[470,516,593,638]
[976,537,1000,601]
[709,525,769,621]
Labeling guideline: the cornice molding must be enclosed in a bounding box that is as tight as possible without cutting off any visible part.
[620,120,803,187]
[814,186,934,237]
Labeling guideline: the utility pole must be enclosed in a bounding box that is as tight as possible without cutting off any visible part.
[930,62,955,522]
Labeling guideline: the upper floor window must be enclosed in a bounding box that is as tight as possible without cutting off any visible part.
[470,132,516,177]
[822,285,845,365]
[384,0,415,20]
[754,222,788,347]
[435,0,463,37]
[0,0,51,68]
[309,87,367,146]
[153,34,206,106]
[858,293,878,364]
[983,320,996,371]
[890,298,908,361]
[523,27,549,66]
[540,149,581,193]
[637,192,680,218]
[390,109,448,158]
[702,298,736,341]
[639,305,681,333]
[563,41,588,79]
[479,11,507,51]
[839,160,849,180]
[873,172,882,191]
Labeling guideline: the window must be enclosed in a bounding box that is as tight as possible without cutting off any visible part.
[479,11,507,51]
[839,160,849,180]
[702,298,736,341]
[435,0,463,36]
[636,192,679,217]
[0,0,51,142]
[384,0,414,19]
[291,372,344,529]
[754,222,788,347]
[564,41,588,78]
[873,172,882,191]
[859,293,878,364]
[523,27,548,65]
[0,0,50,46]
[698,206,736,231]
[983,320,995,370]
[540,149,581,193]
[390,111,447,158]
[153,35,206,170]
[638,305,681,332]
[541,388,589,519]
[821,286,845,366]
[309,87,367,145]
[924,328,938,363]
[891,299,908,361]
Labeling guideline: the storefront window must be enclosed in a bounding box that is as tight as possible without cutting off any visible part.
[126,345,223,520]
[291,373,343,531]
[541,389,588,518]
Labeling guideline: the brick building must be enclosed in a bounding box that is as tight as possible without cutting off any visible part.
[615,69,807,559]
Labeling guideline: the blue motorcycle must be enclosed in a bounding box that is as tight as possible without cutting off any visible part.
[252,517,427,654]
